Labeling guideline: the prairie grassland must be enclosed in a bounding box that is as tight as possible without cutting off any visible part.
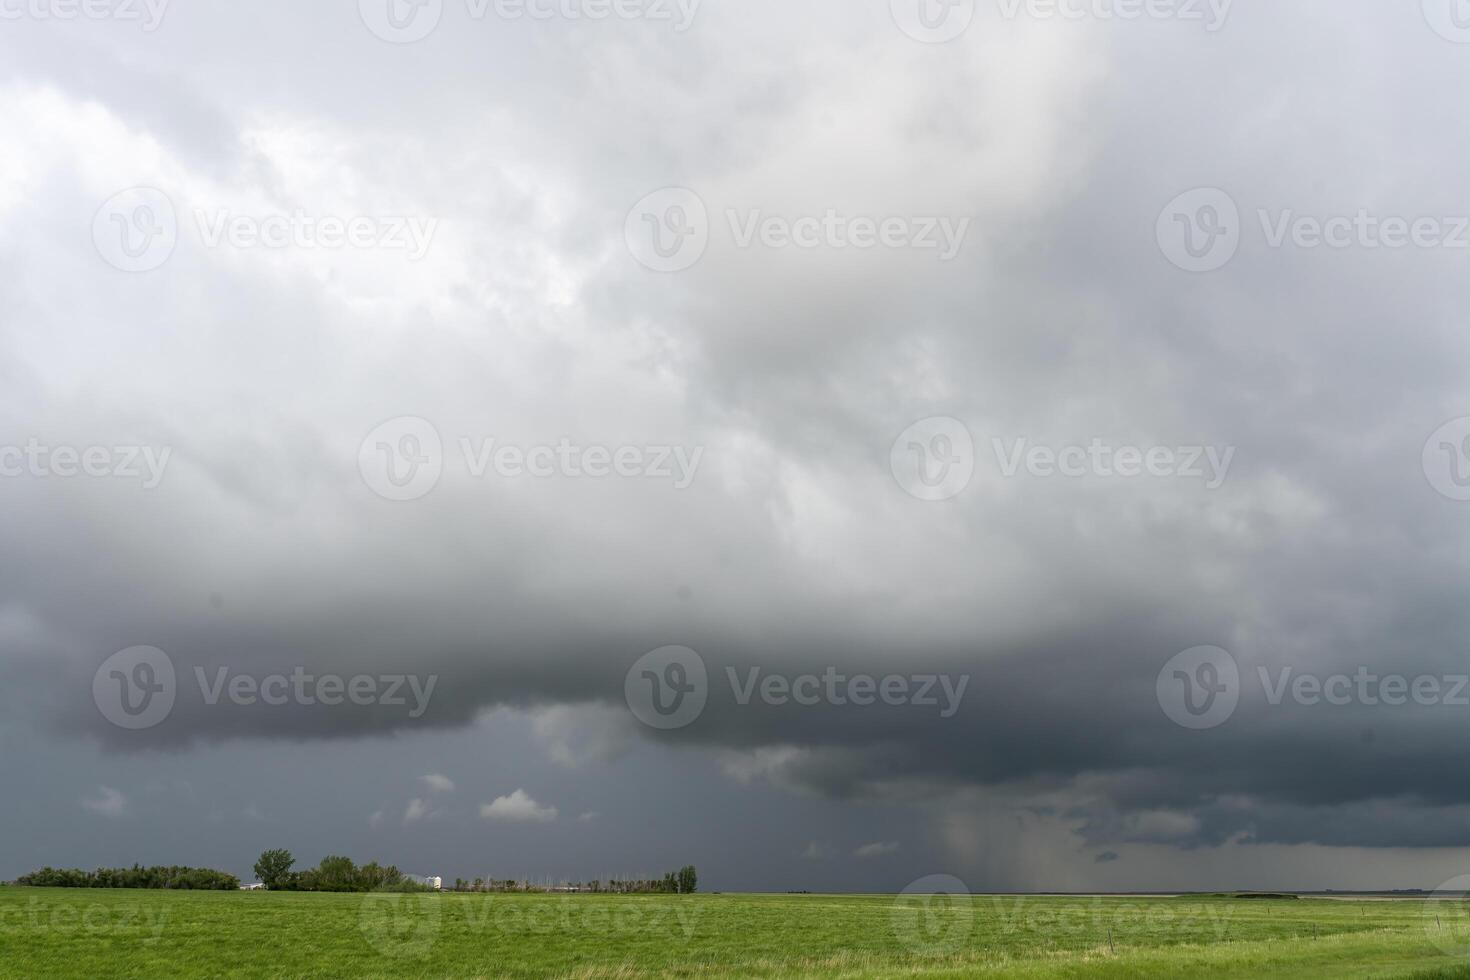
[3,887,1470,978]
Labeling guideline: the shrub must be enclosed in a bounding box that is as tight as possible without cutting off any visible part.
[15,865,240,890]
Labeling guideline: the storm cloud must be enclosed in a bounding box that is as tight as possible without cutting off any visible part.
[3,0,1470,889]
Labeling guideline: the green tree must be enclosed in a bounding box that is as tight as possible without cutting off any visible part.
[364,863,411,891]
[315,855,358,892]
[678,865,698,894]
[253,849,295,890]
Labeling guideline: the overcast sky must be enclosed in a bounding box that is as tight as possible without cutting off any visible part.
[4,0,1470,893]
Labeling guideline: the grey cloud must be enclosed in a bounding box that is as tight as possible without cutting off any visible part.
[4,0,1470,888]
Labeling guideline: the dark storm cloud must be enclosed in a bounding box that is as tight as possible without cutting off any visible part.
[4,0,1470,885]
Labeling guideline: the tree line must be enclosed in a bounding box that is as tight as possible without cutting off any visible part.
[15,855,698,896]
[449,866,698,894]
[16,865,240,890]
[252,850,431,893]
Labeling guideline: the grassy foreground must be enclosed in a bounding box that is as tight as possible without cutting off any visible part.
[3,886,1470,978]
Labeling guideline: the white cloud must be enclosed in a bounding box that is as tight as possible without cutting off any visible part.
[479,789,558,824]
[82,786,127,818]
[854,841,900,859]
[801,841,835,860]
[403,798,431,824]
[422,773,456,794]
[368,809,385,830]
[530,705,634,768]
[578,811,598,823]
[717,747,810,786]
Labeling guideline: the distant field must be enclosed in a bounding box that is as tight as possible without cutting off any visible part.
[4,886,1470,978]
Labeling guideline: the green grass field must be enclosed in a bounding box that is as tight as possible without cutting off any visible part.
[4,887,1470,978]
